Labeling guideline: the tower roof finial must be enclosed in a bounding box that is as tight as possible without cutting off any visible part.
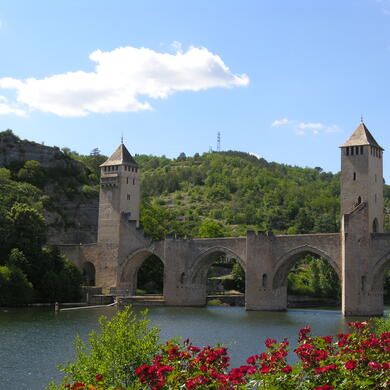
[121,132,124,144]
[360,114,364,123]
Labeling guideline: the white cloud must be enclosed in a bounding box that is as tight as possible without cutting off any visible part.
[271,118,341,136]
[297,122,324,130]
[0,44,249,117]
[272,118,293,126]
[0,98,26,116]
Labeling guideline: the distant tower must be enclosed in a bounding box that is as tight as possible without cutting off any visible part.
[217,132,221,152]
[97,142,140,244]
[340,122,384,233]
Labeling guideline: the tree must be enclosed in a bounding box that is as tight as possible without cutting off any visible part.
[7,202,46,257]
[48,307,160,389]
[198,220,226,238]
[17,160,45,188]
[177,152,187,162]
[0,265,33,306]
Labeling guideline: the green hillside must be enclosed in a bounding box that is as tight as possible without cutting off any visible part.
[136,151,338,239]
[134,150,390,239]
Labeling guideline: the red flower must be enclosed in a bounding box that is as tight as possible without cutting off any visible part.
[282,365,292,373]
[260,365,270,374]
[368,361,381,370]
[265,338,277,348]
[322,336,332,344]
[299,326,312,341]
[345,360,357,370]
[246,355,257,365]
[313,386,334,390]
[313,364,337,374]
[95,374,104,381]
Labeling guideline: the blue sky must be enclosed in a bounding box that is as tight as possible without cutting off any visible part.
[0,1,390,179]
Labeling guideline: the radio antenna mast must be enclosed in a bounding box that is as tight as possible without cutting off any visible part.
[217,131,221,152]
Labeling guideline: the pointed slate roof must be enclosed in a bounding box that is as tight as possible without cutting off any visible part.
[100,143,139,167]
[340,122,384,150]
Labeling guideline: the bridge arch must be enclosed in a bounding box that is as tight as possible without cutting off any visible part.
[82,261,96,286]
[190,246,246,284]
[272,245,341,289]
[371,252,390,291]
[119,248,165,294]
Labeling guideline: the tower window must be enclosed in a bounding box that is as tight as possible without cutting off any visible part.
[351,147,354,155]
[353,172,356,181]
[346,147,349,156]
[373,218,378,233]
[360,146,363,154]
[127,194,131,200]
[361,276,366,292]
[262,273,267,288]
[357,196,361,205]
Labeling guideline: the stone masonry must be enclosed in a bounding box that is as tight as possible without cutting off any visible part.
[58,122,390,316]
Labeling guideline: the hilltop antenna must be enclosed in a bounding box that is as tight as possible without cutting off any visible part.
[217,131,221,152]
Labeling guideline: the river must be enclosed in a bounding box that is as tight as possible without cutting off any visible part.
[0,305,388,390]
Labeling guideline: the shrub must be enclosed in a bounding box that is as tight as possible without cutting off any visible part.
[48,307,160,390]
[372,313,390,334]
[0,265,33,305]
[60,321,390,390]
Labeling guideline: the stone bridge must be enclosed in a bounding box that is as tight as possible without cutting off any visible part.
[58,204,390,316]
[58,123,390,316]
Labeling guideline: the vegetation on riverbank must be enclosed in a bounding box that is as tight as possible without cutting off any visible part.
[0,162,83,304]
[51,308,390,390]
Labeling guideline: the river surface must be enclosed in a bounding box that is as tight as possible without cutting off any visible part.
[0,305,388,390]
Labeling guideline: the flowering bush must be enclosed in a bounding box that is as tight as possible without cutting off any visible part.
[65,321,390,390]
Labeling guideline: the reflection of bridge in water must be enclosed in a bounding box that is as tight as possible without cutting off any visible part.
[59,123,390,316]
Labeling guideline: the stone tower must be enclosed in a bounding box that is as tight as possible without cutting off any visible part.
[97,143,140,244]
[340,122,385,315]
[340,121,384,233]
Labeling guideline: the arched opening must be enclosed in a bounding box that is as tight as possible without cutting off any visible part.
[373,218,379,233]
[119,250,165,297]
[191,248,245,306]
[82,262,96,286]
[373,256,390,306]
[273,249,341,309]
[137,254,164,295]
[357,196,362,205]
[384,268,390,305]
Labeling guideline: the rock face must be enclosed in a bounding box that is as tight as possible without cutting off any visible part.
[0,130,98,244]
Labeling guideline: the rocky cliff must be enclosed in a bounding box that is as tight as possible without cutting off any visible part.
[0,130,98,244]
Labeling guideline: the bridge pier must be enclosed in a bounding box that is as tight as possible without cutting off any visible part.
[245,231,287,311]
